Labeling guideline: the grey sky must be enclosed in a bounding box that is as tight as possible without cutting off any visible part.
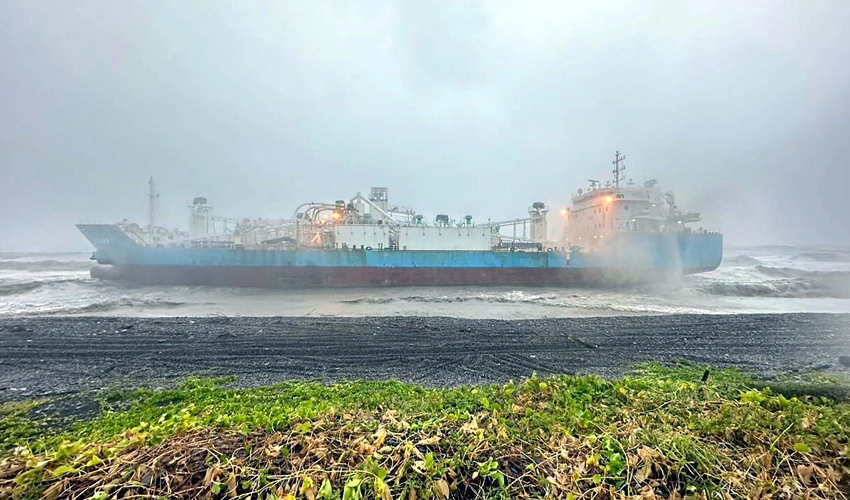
[1,0,849,251]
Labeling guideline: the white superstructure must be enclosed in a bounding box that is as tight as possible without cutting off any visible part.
[563,152,703,250]
[334,224,391,250]
[113,181,558,251]
[398,226,493,251]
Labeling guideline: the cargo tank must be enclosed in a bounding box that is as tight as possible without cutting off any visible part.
[77,153,722,288]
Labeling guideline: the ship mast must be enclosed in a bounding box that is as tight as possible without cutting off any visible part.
[612,151,626,188]
[148,177,158,232]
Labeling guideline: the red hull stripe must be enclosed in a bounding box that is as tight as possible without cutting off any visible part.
[91,265,713,288]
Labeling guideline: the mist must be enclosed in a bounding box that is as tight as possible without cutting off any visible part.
[1,0,849,252]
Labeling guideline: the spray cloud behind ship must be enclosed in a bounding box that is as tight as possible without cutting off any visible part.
[1,1,849,251]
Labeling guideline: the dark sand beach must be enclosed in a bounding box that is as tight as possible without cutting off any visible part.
[1,313,848,401]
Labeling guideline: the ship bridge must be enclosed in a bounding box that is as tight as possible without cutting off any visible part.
[563,152,704,251]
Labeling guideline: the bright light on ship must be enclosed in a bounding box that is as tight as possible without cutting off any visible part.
[560,208,568,216]
[604,195,613,204]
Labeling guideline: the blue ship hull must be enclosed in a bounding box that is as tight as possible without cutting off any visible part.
[77,224,722,288]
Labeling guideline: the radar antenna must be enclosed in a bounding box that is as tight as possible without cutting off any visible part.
[612,151,626,188]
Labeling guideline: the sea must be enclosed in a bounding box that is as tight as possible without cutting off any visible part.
[1,246,849,319]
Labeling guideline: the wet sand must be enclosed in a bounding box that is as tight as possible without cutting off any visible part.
[1,314,849,401]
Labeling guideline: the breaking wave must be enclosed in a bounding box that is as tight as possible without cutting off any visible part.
[755,265,850,280]
[339,291,719,316]
[696,267,850,299]
[403,292,573,304]
[340,297,396,304]
[342,291,570,306]
[696,282,831,298]
[0,260,94,271]
[0,281,46,296]
[723,255,763,266]
[0,278,91,296]
[34,299,187,315]
[793,251,850,263]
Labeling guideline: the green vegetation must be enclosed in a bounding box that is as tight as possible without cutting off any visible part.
[1,363,849,499]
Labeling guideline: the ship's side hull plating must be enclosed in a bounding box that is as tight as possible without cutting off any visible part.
[78,224,722,288]
[91,264,720,288]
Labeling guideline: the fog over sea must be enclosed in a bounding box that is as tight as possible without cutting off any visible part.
[1,246,848,318]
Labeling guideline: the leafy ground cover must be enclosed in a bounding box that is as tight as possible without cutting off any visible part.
[1,362,849,499]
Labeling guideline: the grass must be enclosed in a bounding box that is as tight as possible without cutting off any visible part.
[0,362,848,499]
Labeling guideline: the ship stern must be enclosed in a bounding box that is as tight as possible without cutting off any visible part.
[678,232,723,274]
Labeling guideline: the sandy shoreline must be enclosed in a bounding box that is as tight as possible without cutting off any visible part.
[1,313,849,401]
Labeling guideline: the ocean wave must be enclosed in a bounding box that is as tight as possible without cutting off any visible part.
[8,298,188,316]
[792,251,850,263]
[68,298,186,314]
[755,265,850,280]
[405,292,564,305]
[0,278,92,296]
[696,278,850,299]
[340,297,396,304]
[0,252,88,259]
[0,281,46,296]
[0,260,94,271]
[722,255,763,266]
[338,291,719,316]
[342,292,579,307]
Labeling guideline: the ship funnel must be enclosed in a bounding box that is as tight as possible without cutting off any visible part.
[189,196,213,237]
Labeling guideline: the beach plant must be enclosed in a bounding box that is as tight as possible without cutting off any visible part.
[0,362,848,499]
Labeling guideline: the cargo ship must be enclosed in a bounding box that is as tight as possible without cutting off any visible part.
[78,152,722,288]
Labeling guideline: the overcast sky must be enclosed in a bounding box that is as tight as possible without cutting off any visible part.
[1,0,849,251]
